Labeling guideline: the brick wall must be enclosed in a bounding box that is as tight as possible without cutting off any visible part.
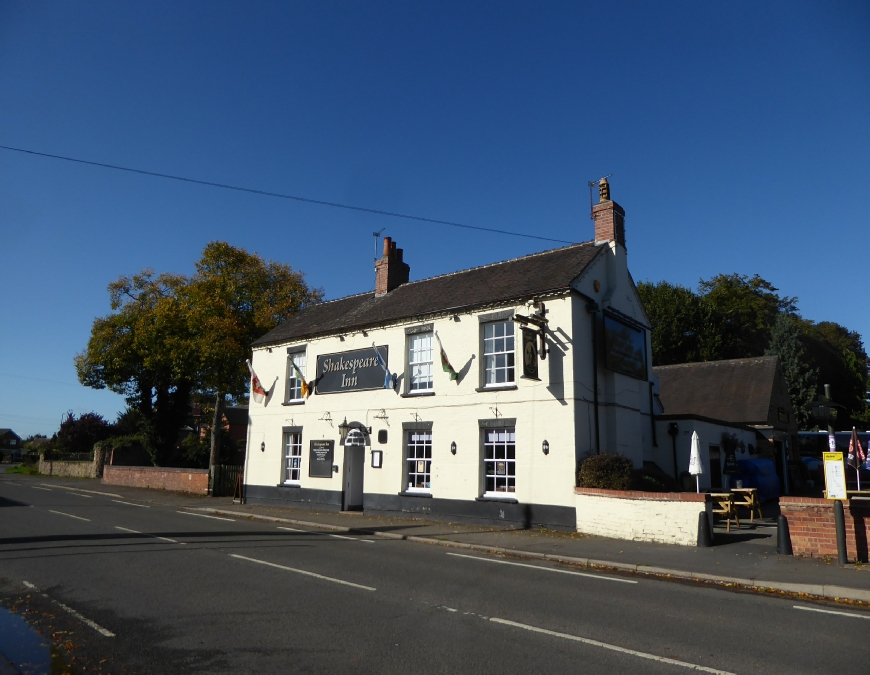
[575,488,712,546]
[103,465,209,495]
[780,496,870,561]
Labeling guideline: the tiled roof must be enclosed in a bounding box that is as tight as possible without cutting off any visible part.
[653,356,781,425]
[253,241,602,346]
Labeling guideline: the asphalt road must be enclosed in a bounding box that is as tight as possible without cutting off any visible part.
[1,477,868,674]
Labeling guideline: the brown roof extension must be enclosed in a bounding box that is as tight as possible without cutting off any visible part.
[253,241,602,346]
[653,356,785,427]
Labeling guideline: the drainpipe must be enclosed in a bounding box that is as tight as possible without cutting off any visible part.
[586,302,600,455]
[668,422,679,482]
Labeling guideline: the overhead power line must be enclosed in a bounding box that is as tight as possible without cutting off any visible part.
[0,144,575,245]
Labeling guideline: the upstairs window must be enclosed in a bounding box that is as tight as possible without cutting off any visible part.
[286,352,306,402]
[408,333,433,392]
[483,321,515,386]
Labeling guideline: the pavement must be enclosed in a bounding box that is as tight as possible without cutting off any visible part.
[16,471,870,603]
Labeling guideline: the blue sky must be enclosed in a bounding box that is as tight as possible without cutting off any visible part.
[1,1,868,438]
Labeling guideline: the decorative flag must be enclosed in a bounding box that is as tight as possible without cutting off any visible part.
[372,343,397,391]
[848,426,865,491]
[435,331,458,381]
[290,359,310,398]
[246,359,267,404]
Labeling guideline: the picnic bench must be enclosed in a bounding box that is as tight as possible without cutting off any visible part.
[710,492,740,532]
[730,487,762,522]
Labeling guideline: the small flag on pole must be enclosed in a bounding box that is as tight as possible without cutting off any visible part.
[290,359,310,398]
[372,343,397,391]
[435,331,458,381]
[246,359,267,404]
[848,426,865,491]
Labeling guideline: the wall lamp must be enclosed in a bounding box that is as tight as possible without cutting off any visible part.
[260,441,265,453]
[451,441,457,455]
[542,440,549,455]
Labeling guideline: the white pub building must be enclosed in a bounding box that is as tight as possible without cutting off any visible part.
[245,181,655,530]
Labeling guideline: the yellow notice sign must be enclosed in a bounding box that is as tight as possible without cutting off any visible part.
[823,451,847,500]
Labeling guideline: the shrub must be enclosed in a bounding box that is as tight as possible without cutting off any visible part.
[577,453,634,490]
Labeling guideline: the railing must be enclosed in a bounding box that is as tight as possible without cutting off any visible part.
[211,464,243,497]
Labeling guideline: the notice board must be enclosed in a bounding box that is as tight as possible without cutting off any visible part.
[309,440,335,478]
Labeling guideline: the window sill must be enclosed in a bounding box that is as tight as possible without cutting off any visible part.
[474,385,518,393]
[398,491,433,498]
[400,391,435,398]
[476,495,518,504]
[277,482,301,488]
[282,401,306,406]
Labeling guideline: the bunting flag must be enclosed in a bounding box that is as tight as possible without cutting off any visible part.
[290,359,310,398]
[246,359,267,404]
[848,426,866,468]
[372,343,397,391]
[435,331,458,381]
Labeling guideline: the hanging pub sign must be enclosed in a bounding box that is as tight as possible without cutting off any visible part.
[521,328,539,380]
[309,440,334,478]
[316,347,390,394]
[603,314,647,380]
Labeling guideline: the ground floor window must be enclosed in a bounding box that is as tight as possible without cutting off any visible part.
[483,427,516,495]
[406,431,432,491]
[283,432,302,483]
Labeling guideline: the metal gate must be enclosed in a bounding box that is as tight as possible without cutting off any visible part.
[211,464,243,497]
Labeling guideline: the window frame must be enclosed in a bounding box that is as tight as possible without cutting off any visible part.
[282,428,303,485]
[404,429,433,493]
[481,426,516,498]
[285,348,307,403]
[406,331,434,394]
[481,320,516,388]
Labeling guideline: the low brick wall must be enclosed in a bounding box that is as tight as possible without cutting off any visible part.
[575,488,712,546]
[780,496,870,562]
[103,465,209,495]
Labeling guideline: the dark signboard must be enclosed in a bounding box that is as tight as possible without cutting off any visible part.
[723,449,739,476]
[309,440,334,478]
[315,346,389,394]
[603,314,647,380]
[521,328,539,380]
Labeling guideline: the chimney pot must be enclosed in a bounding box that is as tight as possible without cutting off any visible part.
[591,180,626,248]
[382,236,392,257]
[375,237,410,296]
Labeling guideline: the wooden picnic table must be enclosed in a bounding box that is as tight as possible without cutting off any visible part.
[710,492,740,532]
[730,487,762,522]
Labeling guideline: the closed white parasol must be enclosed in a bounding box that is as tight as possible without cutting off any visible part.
[689,431,703,493]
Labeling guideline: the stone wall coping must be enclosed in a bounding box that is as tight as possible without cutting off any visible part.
[104,466,208,474]
[575,487,708,502]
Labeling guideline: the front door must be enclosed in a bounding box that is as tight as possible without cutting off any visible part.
[342,446,364,511]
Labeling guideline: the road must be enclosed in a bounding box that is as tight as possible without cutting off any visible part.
[0,476,867,674]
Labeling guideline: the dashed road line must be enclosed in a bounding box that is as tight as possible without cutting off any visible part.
[277,526,306,532]
[23,581,115,637]
[794,605,870,620]
[69,492,93,498]
[447,552,637,584]
[330,534,375,543]
[115,525,185,544]
[112,500,149,508]
[32,486,52,491]
[48,510,90,522]
[229,554,376,591]
[42,484,122,498]
[178,511,235,522]
[489,617,734,674]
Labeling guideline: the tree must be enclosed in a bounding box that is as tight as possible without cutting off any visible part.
[185,242,322,470]
[75,241,322,468]
[51,411,113,455]
[636,281,705,365]
[765,313,818,428]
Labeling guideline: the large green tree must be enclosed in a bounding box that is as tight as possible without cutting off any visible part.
[76,242,322,466]
[764,313,818,428]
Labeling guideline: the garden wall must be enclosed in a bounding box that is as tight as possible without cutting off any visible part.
[103,465,209,495]
[779,496,870,562]
[39,447,108,479]
[575,488,712,546]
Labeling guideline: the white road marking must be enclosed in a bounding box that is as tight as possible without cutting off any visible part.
[330,534,375,543]
[45,484,122,498]
[48,510,90,522]
[112,500,149,508]
[277,526,306,532]
[115,526,184,544]
[69,492,93,498]
[490,618,734,674]
[447,552,637,584]
[22,581,115,637]
[178,511,235,522]
[230,554,376,591]
[441,606,458,612]
[32,486,52,491]
[794,605,870,620]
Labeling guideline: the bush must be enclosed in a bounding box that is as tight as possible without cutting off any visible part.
[577,453,634,490]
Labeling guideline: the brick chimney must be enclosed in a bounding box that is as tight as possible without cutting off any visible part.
[374,237,410,296]
[591,177,626,248]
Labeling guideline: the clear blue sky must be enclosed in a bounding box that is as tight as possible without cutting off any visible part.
[1,1,868,438]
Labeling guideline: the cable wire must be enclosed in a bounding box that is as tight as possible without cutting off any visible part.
[0,144,575,245]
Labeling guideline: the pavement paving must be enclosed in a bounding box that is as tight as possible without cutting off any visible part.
[14,471,870,602]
